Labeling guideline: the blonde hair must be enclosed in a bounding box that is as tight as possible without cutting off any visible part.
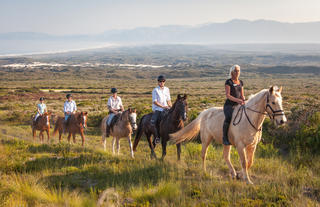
[228,65,240,78]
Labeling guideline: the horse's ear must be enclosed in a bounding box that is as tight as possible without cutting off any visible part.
[269,86,274,95]
[278,86,282,93]
[84,112,87,115]
[177,94,182,99]
[129,108,132,113]
[183,94,187,99]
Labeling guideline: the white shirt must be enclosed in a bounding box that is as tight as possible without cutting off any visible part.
[37,103,47,114]
[107,96,123,110]
[64,100,77,113]
[152,86,171,111]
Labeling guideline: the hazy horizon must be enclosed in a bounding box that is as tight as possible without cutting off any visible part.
[1,0,320,35]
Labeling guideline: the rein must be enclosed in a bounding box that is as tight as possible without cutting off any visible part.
[233,93,284,131]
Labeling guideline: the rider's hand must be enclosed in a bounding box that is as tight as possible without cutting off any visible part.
[238,99,245,105]
[164,106,170,109]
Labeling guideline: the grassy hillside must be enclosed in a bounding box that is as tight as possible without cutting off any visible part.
[0,50,320,206]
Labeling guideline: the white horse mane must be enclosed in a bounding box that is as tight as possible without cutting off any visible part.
[246,89,269,107]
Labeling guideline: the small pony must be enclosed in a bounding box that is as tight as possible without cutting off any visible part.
[53,112,88,146]
[101,108,137,158]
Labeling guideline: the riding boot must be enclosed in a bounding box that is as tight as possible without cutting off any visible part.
[223,122,232,145]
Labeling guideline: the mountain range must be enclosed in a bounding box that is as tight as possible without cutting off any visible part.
[1,19,320,55]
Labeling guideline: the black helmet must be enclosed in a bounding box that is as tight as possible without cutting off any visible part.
[111,88,117,93]
[66,94,72,98]
[39,97,45,101]
[157,75,166,82]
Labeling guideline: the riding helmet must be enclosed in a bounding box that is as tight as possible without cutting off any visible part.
[111,88,117,93]
[157,75,166,82]
[66,94,72,98]
[39,97,45,101]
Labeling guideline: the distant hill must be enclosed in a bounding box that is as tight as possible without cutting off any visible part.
[2,19,320,44]
[1,19,320,55]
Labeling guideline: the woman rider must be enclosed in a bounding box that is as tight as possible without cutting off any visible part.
[223,65,245,145]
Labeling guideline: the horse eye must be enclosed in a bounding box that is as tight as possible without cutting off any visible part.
[272,102,275,105]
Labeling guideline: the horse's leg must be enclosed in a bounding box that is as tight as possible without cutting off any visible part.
[32,128,36,142]
[112,137,116,155]
[201,136,211,173]
[223,145,237,179]
[146,133,157,159]
[102,129,107,151]
[39,130,43,143]
[80,131,85,147]
[236,144,253,184]
[59,129,62,143]
[116,138,120,155]
[67,132,71,144]
[128,135,134,158]
[176,143,181,161]
[73,133,76,144]
[161,140,167,160]
[246,144,257,169]
[46,129,50,143]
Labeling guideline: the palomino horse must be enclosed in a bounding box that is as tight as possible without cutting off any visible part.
[53,112,88,146]
[170,86,287,184]
[31,112,52,143]
[101,108,137,158]
[133,94,187,160]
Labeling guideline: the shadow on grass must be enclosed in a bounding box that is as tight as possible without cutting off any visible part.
[40,161,172,192]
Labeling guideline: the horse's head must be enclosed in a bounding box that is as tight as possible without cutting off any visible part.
[128,108,137,131]
[78,112,88,128]
[266,86,287,125]
[42,112,52,126]
[174,94,188,121]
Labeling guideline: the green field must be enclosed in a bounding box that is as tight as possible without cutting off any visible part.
[1,46,320,206]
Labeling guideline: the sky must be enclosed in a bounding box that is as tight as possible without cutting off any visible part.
[1,0,320,35]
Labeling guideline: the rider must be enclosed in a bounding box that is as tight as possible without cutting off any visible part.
[223,65,245,145]
[151,75,172,144]
[33,97,47,124]
[106,88,124,137]
[64,94,77,128]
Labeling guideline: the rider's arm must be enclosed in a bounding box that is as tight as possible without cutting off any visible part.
[240,86,245,101]
[167,100,172,108]
[73,101,77,113]
[225,85,244,105]
[153,101,168,109]
[37,105,41,114]
[108,105,118,114]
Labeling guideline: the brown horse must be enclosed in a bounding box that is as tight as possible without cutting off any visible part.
[53,112,88,146]
[133,94,187,160]
[101,108,137,158]
[31,112,52,143]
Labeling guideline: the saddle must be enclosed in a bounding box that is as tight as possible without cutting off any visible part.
[109,113,121,131]
[160,109,170,120]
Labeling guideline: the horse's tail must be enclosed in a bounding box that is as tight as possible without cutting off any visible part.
[101,116,108,142]
[133,115,146,151]
[52,117,62,136]
[170,110,205,144]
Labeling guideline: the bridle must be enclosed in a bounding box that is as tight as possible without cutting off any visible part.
[233,92,285,131]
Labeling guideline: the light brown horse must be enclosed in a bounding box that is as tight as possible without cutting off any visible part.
[101,108,137,158]
[53,112,88,146]
[171,86,287,184]
[31,112,52,143]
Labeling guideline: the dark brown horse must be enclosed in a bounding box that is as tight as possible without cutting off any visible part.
[133,94,187,160]
[53,112,88,146]
[31,112,52,143]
